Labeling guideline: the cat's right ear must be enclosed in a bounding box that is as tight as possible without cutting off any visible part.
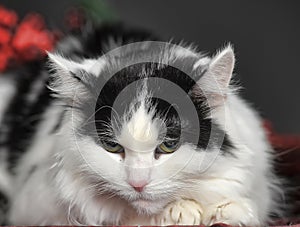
[47,53,105,101]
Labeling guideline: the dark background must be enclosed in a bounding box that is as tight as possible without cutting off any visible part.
[2,0,300,133]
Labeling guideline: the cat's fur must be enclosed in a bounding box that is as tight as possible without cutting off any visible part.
[0,24,282,225]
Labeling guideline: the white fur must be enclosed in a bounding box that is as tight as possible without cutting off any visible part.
[6,44,281,226]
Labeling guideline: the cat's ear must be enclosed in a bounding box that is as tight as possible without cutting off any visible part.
[47,53,105,102]
[206,44,235,89]
[193,44,235,106]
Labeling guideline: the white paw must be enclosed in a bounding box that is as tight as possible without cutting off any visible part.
[154,199,203,225]
[202,200,260,226]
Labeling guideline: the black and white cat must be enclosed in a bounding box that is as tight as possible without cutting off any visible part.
[0,24,282,225]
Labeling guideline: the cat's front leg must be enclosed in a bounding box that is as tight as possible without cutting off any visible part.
[152,198,203,225]
[202,199,260,226]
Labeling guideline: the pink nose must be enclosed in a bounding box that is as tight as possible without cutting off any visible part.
[129,182,148,192]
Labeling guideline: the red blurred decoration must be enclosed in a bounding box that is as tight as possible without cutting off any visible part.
[0,5,57,72]
[12,13,55,61]
[0,26,11,45]
[0,5,87,72]
[0,5,18,28]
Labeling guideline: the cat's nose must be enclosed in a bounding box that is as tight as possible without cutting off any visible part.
[129,181,148,192]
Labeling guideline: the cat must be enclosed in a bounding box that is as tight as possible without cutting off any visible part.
[0,24,283,225]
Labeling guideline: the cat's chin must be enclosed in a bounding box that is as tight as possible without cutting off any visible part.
[130,198,165,215]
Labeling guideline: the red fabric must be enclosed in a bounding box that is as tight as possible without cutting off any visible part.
[264,121,300,225]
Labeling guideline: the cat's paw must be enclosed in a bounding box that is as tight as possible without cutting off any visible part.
[154,199,203,225]
[202,200,260,226]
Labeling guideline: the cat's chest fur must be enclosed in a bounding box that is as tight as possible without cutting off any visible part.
[0,24,282,225]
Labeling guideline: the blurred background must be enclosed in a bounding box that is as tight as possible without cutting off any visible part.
[1,0,300,133]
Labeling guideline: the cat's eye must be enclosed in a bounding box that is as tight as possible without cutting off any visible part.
[101,140,124,153]
[157,140,180,154]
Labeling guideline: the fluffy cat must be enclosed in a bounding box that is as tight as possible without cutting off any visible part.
[0,24,282,225]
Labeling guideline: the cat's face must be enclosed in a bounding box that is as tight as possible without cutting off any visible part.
[49,42,235,214]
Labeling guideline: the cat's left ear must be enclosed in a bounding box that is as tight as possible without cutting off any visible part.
[193,44,235,104]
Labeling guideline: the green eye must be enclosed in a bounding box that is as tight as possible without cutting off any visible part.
[157,140,180,154]
[101,140,124,153]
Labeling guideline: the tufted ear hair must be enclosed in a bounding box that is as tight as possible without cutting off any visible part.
[47,52,104,77]
[192,44,235,106]
[47,53,106,104]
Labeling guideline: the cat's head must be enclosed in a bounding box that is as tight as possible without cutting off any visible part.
[48,42,235,214]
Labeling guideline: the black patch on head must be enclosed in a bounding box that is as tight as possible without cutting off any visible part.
[150,98,181,141]
[79,62,234,154]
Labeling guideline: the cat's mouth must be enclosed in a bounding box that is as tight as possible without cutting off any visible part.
[132,198,155,206]
[130,195,155,204]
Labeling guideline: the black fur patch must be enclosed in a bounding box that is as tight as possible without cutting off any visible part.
[79,62,234,153]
